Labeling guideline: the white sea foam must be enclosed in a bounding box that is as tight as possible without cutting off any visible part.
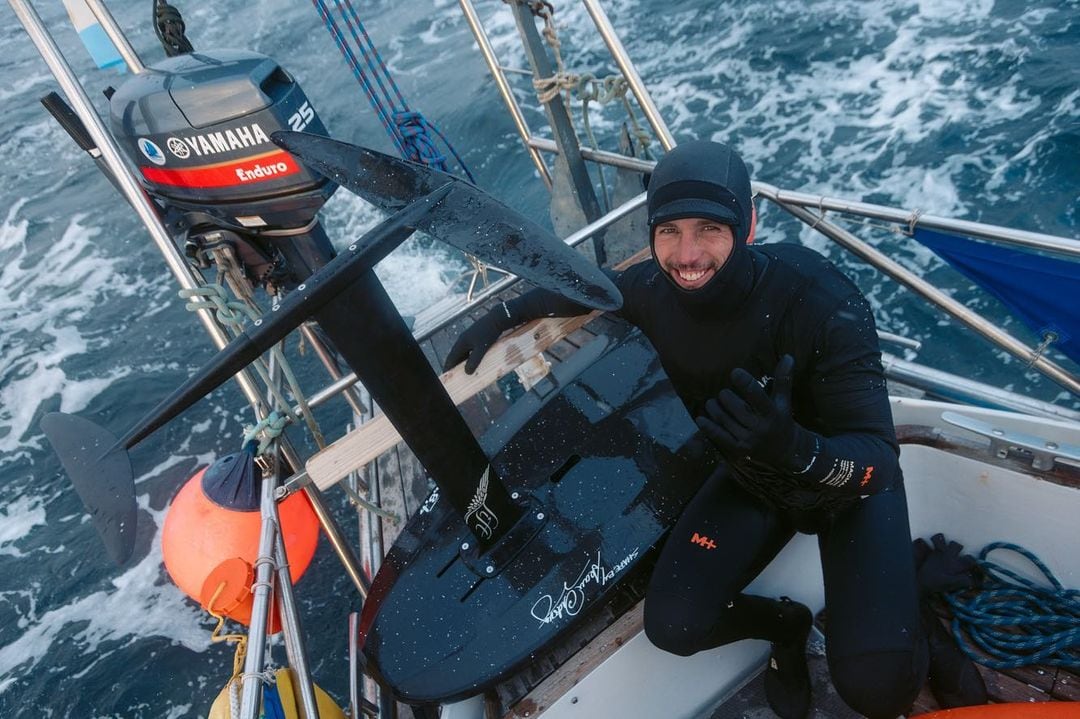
[319,191,468,317]
[0,495,48,558]
[0,461,212,693]
[0,73,51,104]
[0,207,152,458]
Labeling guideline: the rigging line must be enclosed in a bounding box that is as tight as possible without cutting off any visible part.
[337,0,409,110]
[309,0,472,178]
[316,0,403,152]
[309,0,406,156]
[333,0,407,137]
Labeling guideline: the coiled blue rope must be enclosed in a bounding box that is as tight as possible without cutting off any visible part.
[309,0,474,182]
[944,542,1080,670]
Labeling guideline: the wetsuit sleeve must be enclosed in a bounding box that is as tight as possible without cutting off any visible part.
[503,268,627,324]
[784,294,900,496]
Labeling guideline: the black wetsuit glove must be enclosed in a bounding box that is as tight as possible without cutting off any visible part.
[699,352,900,494]
[913,534,979,597]
[443,288,593,374]
[696,355,804,468]
[443,301,521,374]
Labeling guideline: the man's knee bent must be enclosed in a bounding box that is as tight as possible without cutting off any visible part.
[643,606,703,656]
[643,592,717,657]
[830,649,925,718]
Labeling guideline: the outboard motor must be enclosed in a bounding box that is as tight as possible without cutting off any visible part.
[109,50,337,288]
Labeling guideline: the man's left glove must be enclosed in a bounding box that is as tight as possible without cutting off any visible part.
[443,302,518,374]
[696,354,800,467]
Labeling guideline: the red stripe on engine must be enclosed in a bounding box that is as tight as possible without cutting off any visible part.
[140,150,301,188]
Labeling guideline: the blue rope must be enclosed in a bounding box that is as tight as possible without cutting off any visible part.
[944,542,1080,670]
[309,0,475,182]
[309,0,404,156]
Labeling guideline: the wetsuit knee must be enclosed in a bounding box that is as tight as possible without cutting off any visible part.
[830,649,925,719]
[643,591,715,657]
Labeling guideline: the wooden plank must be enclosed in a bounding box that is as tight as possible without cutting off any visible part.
[583,313,620,336]
[307,312,600,490]
[978,662,1052,704]
[478,383,512,427]
[1052,670,1080,702]
[375,434,409,549]
[394,443,432,518]
[544,338,578,363]
[502,603,645,719]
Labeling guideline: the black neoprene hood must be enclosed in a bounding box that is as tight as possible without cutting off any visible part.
[647,140,754,246]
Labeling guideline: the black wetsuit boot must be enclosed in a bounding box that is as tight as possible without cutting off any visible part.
[921,601,987,708]
[763,597,813,719]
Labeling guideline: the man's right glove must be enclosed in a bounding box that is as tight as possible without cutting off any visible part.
[696,355,800,467]
[913,533,979,597]
[443,302,518,374]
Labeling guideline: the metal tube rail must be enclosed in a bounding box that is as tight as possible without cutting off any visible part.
[529,136,655,173]
[458,0,552,188]
[82,0,145,73]
[581,0,676,152]
[881,353,1080,423]
[755,182,1080,257]
[274,532,321,719]
[299,323,367,417]
[348,613,361,718]
[758,186,1080,396]
[519,145,1080,257]
[240,456,281,719]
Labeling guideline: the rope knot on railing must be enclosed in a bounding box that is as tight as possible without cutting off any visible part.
[243,411,291,457]
[180,284,256,330]
[533,71,579,104]
[393,110,448,169]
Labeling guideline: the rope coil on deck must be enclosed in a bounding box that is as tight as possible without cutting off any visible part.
[945,542,1080,670]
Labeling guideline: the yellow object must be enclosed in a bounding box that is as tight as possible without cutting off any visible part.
[208,668,347,719]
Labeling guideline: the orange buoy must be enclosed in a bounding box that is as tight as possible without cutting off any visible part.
[162,446,320,632]
[917,703,1080,718]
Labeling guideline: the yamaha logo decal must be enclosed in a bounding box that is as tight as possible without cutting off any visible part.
[165,122,272,160]
[166,137,190,159]
[138,138,166,166]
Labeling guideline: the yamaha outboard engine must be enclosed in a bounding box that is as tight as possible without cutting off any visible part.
[109,50,337,289]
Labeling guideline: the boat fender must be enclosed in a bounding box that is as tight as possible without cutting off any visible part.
[207,667,347,719]
[162,452,320,631]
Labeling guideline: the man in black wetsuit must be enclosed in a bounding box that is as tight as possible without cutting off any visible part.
[444,140,928,719]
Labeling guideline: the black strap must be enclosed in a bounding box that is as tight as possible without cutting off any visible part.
[153,0,194,57]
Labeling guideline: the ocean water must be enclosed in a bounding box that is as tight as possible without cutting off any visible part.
[0,0,1077,716]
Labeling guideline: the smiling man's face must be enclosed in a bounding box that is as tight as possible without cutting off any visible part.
[652,217,736,291]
